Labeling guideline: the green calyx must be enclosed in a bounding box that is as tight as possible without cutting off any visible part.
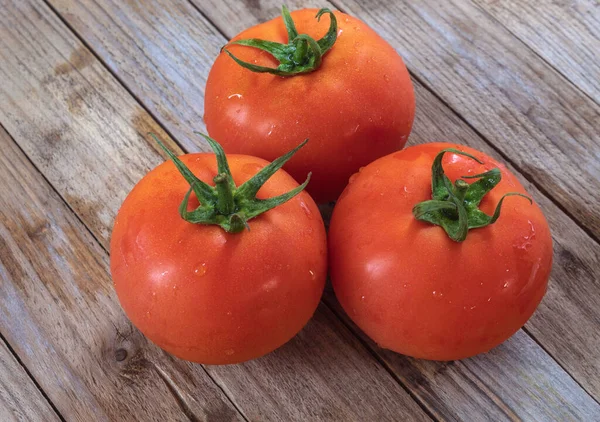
[151,133,310,233]
[412,148,532,242]
[222,5,337,76]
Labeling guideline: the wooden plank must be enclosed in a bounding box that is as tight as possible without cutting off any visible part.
[181,0,600,406]
[0,1,429,420]
[0,339,60,422]
[410,76,600,401]
[47,0,224,153]
[326,292,600,421]
[48,0,600,416]
[474,0,600,104]
[330,0,600,242]
[0,128,244,420]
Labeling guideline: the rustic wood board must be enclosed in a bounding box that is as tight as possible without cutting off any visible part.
[0,1,430,420]
[0,125,244,420]
[475,0,600,104]
[46,0,600,415]
[0,339,60,422]
[1,0,599,420]
[332,0,600,242]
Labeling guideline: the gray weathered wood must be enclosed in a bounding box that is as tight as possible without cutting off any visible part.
[331,0,600,242]
[48,0,600,415]
[0,126,244,420]
[410,73,600,404]
[0,1,430,420]
[325,291,600,421]
[474,0,600,104]
[0,339,60,422]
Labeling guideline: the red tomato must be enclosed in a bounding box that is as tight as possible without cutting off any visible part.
[204,7,415,202]
[329,143,553,360]
[110,137,326,364]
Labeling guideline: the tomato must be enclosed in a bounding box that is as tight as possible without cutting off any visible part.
[204,7,415,202]
[110,135,327,364]
[329,143,552,360]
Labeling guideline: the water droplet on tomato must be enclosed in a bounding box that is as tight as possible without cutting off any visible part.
[309,270,316,280]
[194,263,207,277]
[503,281,509,288]
[228,93,242,100]
[384,74,390,82]
[226,311,232,316]
[225,349,235,356]
[432,290,444,299]
[361,295,365,301]
[403,284,408,288]
[300,201,312,219]
[487,297,492,302]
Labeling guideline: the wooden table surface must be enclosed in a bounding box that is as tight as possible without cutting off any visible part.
[1,0,599,420]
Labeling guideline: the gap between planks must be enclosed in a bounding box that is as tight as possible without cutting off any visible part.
[469,0,600,108]
[0,329,65,422]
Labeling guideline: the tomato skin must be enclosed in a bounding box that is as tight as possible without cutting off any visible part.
[204,9,415,203]
[110,153,326,364]
[329,143,553,360]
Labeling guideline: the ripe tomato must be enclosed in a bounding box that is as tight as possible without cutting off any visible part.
[329,143,552,360]
[110,135,326,364]
[204,7,415,202]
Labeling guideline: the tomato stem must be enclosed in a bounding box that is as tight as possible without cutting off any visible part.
[214,173,235,215]
[412,148,532,242]
[221,6,338,77]
[149,133,310,233]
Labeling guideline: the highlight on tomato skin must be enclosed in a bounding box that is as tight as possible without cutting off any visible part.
[204,6,415,203]
[109,134,327,365]
[328,142,553,361]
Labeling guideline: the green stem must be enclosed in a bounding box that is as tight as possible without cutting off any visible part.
[153,132,310,234]
[413,148,532,242]
[293,39,308,64]
[213,173,235,215]
[222,6,337,77]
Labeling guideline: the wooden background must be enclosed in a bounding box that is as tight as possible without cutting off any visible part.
[1,0,599,420]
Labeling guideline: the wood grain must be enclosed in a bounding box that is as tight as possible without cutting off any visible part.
[0,1,430,420]
[474,0,600,104]
[0,339,60,422]
[0,126,245,420]
[47,0,600,415]
[331,0,600,242]
[48,0,225,152]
